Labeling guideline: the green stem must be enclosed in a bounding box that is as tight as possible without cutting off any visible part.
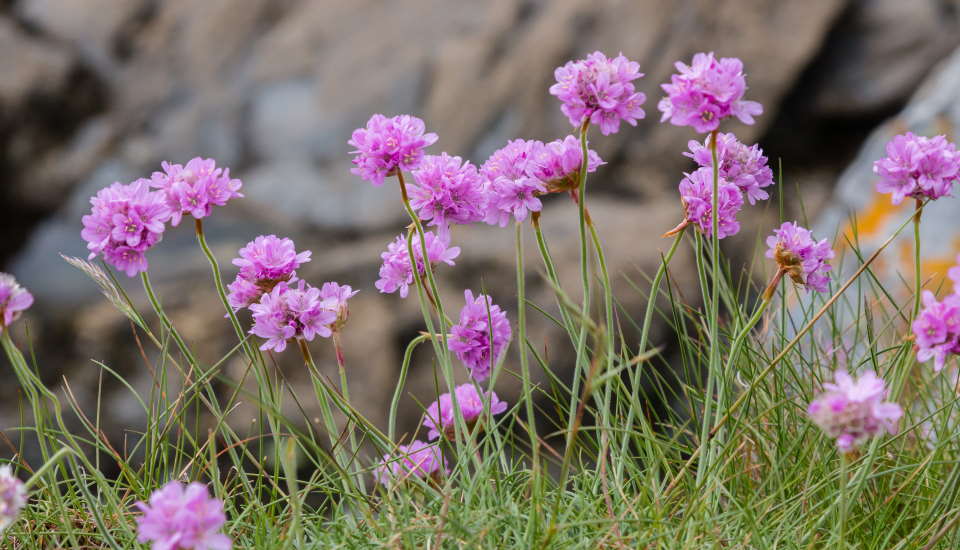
[388,333,429,442]
[515,220,541,542]
[24,447,77,489]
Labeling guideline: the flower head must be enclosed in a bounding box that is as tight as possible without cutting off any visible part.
[677,167,743,239]
[807,370,902,452]
[151,158,243,226]
[135,481,231,550]
[685,133,773,204]
[529,135,604,194]
[249,280,337,352]
[374,441,447,487]
[481,139,547,226]
[0,274,33,331]
[81,180,172,277]
[0,466,26,532]
[658,52,763,133]
[375,232,460,298]
[765,222,834,293]
[913,290,960,371]
[227,235,311,310]
[448,290,511,381]
[319,282,358,331]
[408,153,486,237]
[423,383,508,440]
[549,51,646,135]
[873,132,960,205]
[349,114,438,186]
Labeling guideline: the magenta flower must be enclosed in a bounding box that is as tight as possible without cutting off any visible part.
[374,440,447,486]
[448,290,511,381]
[349,114,438,186]
[408,153,486,237]
[0,274,33,332]
[81,180,172,277]
[249,280,337,352]
[135,481,231,550]
[873,132,960,205]
[913,290,960,372]
[319,282,358,331]
[549,51,647,136]
[226,235,312,310]
[658,52,763,133]
[685,132,774,204]
[423,383,508,440]
[151,158,243,226]
[808,370,902,452]
[375,232,460,298]
[0,465,26,532]
[480,139,546,226]
[529,135,604,194]
[676,167,743,239]
[765,222,834,293]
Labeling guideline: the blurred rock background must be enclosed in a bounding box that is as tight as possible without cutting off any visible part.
[2,0,960,463]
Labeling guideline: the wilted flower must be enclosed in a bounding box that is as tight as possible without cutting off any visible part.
[529,135,604,194]
[549,51,646,136]
[873,132,960,205]
[374,441,447,486]
[685,132,774,204]
[913,290,960,372]
[375,232,460,298]
[423,383,508,440]
[408,153,486,237]
[675,167,743,239]
[135,481,231,550]
[349,114,438,186]
[658,52,762,133]
[319,282,358,331]
[765,222,834,293]
[0,274,33,331]
[448,290,512,381]
[151,157,243,226]
[0,465,26,532]
[808,370,902,452]
[249,281,337,352]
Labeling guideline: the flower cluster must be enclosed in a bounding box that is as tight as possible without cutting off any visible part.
[808,370,902,452]
[375,232,461,298]
[227,235,312,310]
[319,282,358,332]
[550,51,646,136]
[135,481,231,550]
[0,274,33,331]
[765,222,834,293]
[249,280,340,353]
[658,52,762,133]
[685,133,773,204]
[448,290,512,381]
[0,466,26,532]
[423,383,508,440]
[349,114,438,186]
[913,290,960,372]
[530,135,604,194]
[374,441,447,487]
[408,153,486,237]
[676,168,744,239]
[873,132,960,205]
[481,139,546,227]
[150,157,243,226]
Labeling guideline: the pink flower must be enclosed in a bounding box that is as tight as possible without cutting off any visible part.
[0,274,33,331]
[529,136,604,194]
[658,52,763,133]
[685,133,773,204]
[423,383,508,440]
[81,180,172,277]
[349,114,438,186]
[448,290,511,382]
[408,153,486,237]
[808,370,902,452]
[873,132,960,205]
[677,167,743,239]
[135,481,231,550]
[480,139,546,226]
[249,280,337,352]
[151,158,243,226]
[375,232,460,298]
[226,235,312,311]
[0,465,26,532]
[549,51,646,136]
[765,222,834,293]
[913,290,960,372]
[374,441,447,486]
[319,281,358,331]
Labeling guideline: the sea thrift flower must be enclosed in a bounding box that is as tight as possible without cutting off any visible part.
[873,132,960,205]
[675,167,743,239]
[765,222,834,293]
[348,114,438,186]
[0,466,26,532]
[549,51,647,136]
[151,157,243,226]
[658,52,763,133]
[408,153,486,236]
[375,232,461,298]
[249,280,337,352]
[135,481,231,550]
[374,441,447,486]
[913,290,960,372]
[807,370,902,452]
[530,135,604,194]
[0,274,33,331]
[319,282,358,330]
[685,132,774,204]
[481,139,546,226]
[423,383,508,440]
[448,290,512,381]
[227,235,312,310]
[80,180,172,277]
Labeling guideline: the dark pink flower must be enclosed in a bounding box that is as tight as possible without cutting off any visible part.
[319,281,358,331]
[549,51,646,136]
[529,136,604,194]
[481,139,546,226]
[408,153,486,237]
[913,290,960,372]
[374,440,447,486]
[658,52,762,133]
[0,274,33,331]
[151,158,243,226]
[349,114,438,186]
[685,132,773,204]
[423,383,508,440]
[765,222,834,293]
[677,167,743,239]
[873,132,960,205]
[227,235,312,311]
[249,280,336,352]
[448,290,511,381]
[375,232,460,298]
